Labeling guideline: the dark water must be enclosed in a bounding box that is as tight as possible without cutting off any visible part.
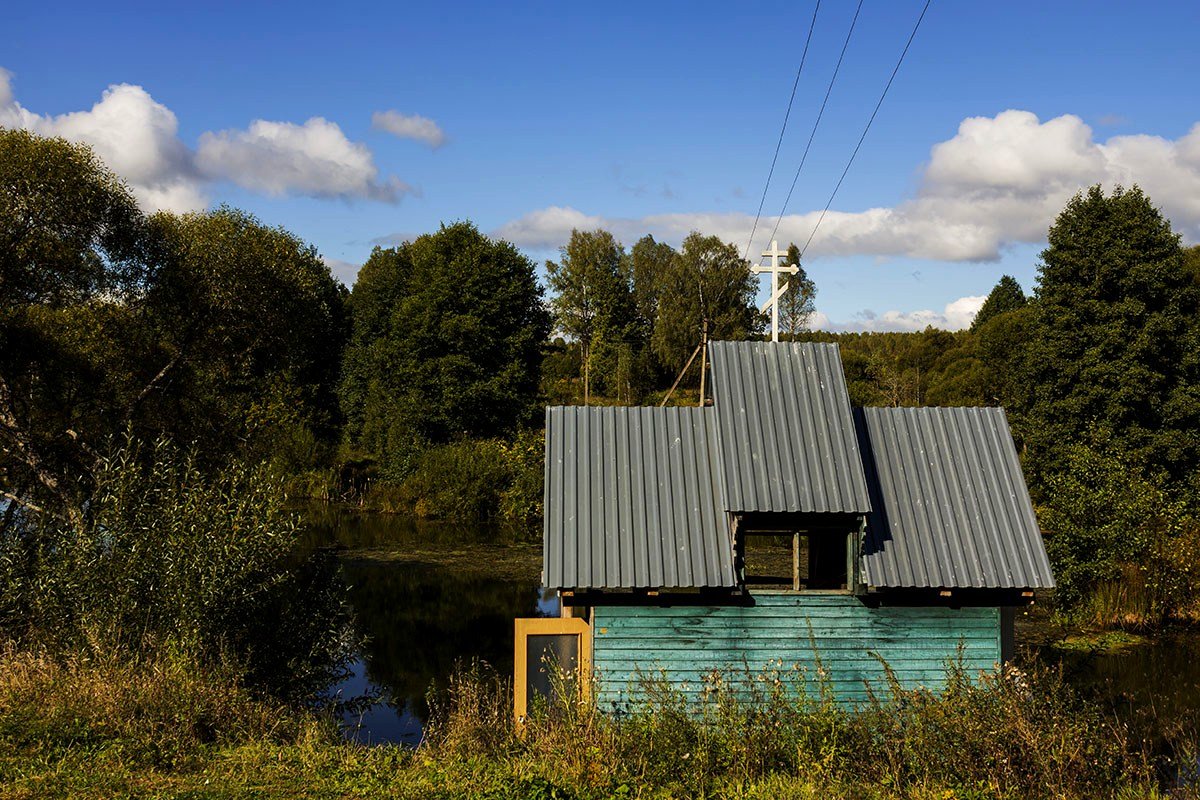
[298,506,555,744]
[301,506,1200,746]
[1041,633,1200,732]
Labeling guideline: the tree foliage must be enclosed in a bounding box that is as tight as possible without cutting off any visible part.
[0,130,347,525]
[340,222,549,476]
[147,207,348,468]
[628,234,675,328]
[651,232,761,373]
[1023,185,1200,490]
[971,275,1026,331]
[544,229,638,403]
[0,130,155,523]
[0,128,152,306]
[779,242,817,338]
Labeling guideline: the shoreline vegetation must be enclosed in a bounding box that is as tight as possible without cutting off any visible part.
[2,654,1196,799]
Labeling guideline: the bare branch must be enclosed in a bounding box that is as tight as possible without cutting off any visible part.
[122,349,185,424]
[0,489,48,517]
[0,372,83,528]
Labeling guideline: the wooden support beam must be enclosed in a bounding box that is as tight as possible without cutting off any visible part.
[792,532,800,592]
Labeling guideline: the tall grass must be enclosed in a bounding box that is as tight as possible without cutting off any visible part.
[0,647,327,770]
[421,659,1195,799]
[1,654,1194,797]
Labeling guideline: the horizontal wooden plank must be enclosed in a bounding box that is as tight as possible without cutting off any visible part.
[594,686,964,702]
[590,600,1000,704]
[595,608,998,621]
[590,671,993,681]
[595,627,998,641]
[595,597,997,609]
[591,656,1000,672]
[592,674,990,690]
[597,642,993,652]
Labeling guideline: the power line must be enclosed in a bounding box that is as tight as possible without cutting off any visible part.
[765,0,864,250]
[800,0,932,260]
[742,0,822,261]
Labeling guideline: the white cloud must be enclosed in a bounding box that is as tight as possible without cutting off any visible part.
[371,110,446,148]
[1,67,414,211]
[497,110,1200,260]
[0,69,206,212]
[495,206,626,247]
[321,255,361,286]
[817,295,986,333]
[0,67,14,107]
[196,117,412,203]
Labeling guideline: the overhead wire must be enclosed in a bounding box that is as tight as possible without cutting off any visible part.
[742,0,822,261]
[799,0,933,260]
[765,0,865,251]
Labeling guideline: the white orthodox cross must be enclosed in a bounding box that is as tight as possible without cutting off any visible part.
[751,240,799,342]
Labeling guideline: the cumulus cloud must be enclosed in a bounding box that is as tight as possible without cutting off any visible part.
[196,117,412,203]
[1,68,415,210]
[321,256,361,286]
[0,69,206,212]
[497,110,1200,260]
[812,295,986,333]
[371,110,446,148]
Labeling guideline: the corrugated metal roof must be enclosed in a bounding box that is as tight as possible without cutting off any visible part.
[543,405,736,590]
[857,406,1055,590]
[708,341,871,515]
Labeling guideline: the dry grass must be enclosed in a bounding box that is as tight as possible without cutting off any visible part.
[0,646,327,770]
[1,652,1196,799]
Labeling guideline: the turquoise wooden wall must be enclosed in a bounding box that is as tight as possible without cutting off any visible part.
[592,593,1000,708]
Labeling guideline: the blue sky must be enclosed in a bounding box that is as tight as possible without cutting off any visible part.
[5,1,1200,329]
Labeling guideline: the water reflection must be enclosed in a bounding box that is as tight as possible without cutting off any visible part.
[299,505,550,744]
[1036,633,1200,742]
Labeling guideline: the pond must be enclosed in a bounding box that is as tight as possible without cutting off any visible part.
[299,505,552,744]
[301,505,1200,746]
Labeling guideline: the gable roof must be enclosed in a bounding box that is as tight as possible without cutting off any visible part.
[708,341,871,514]
[542,405,736,591]
[541,342,1054,594]
[856,406,1055,590]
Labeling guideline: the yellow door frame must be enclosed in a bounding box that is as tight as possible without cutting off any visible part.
[513,616,592,723]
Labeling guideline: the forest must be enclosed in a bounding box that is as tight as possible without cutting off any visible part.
[6,127,1200,631]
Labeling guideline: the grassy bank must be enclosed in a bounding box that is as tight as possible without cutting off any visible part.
[2,654,1195,799]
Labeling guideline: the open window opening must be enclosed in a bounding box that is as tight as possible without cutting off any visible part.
[741,531,850,591]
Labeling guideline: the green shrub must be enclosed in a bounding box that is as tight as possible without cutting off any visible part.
[398,438,513,521]
[1040,442,1200,623]
[0,438,358,704]
[498,429,545,530]
[354,431,545,531]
